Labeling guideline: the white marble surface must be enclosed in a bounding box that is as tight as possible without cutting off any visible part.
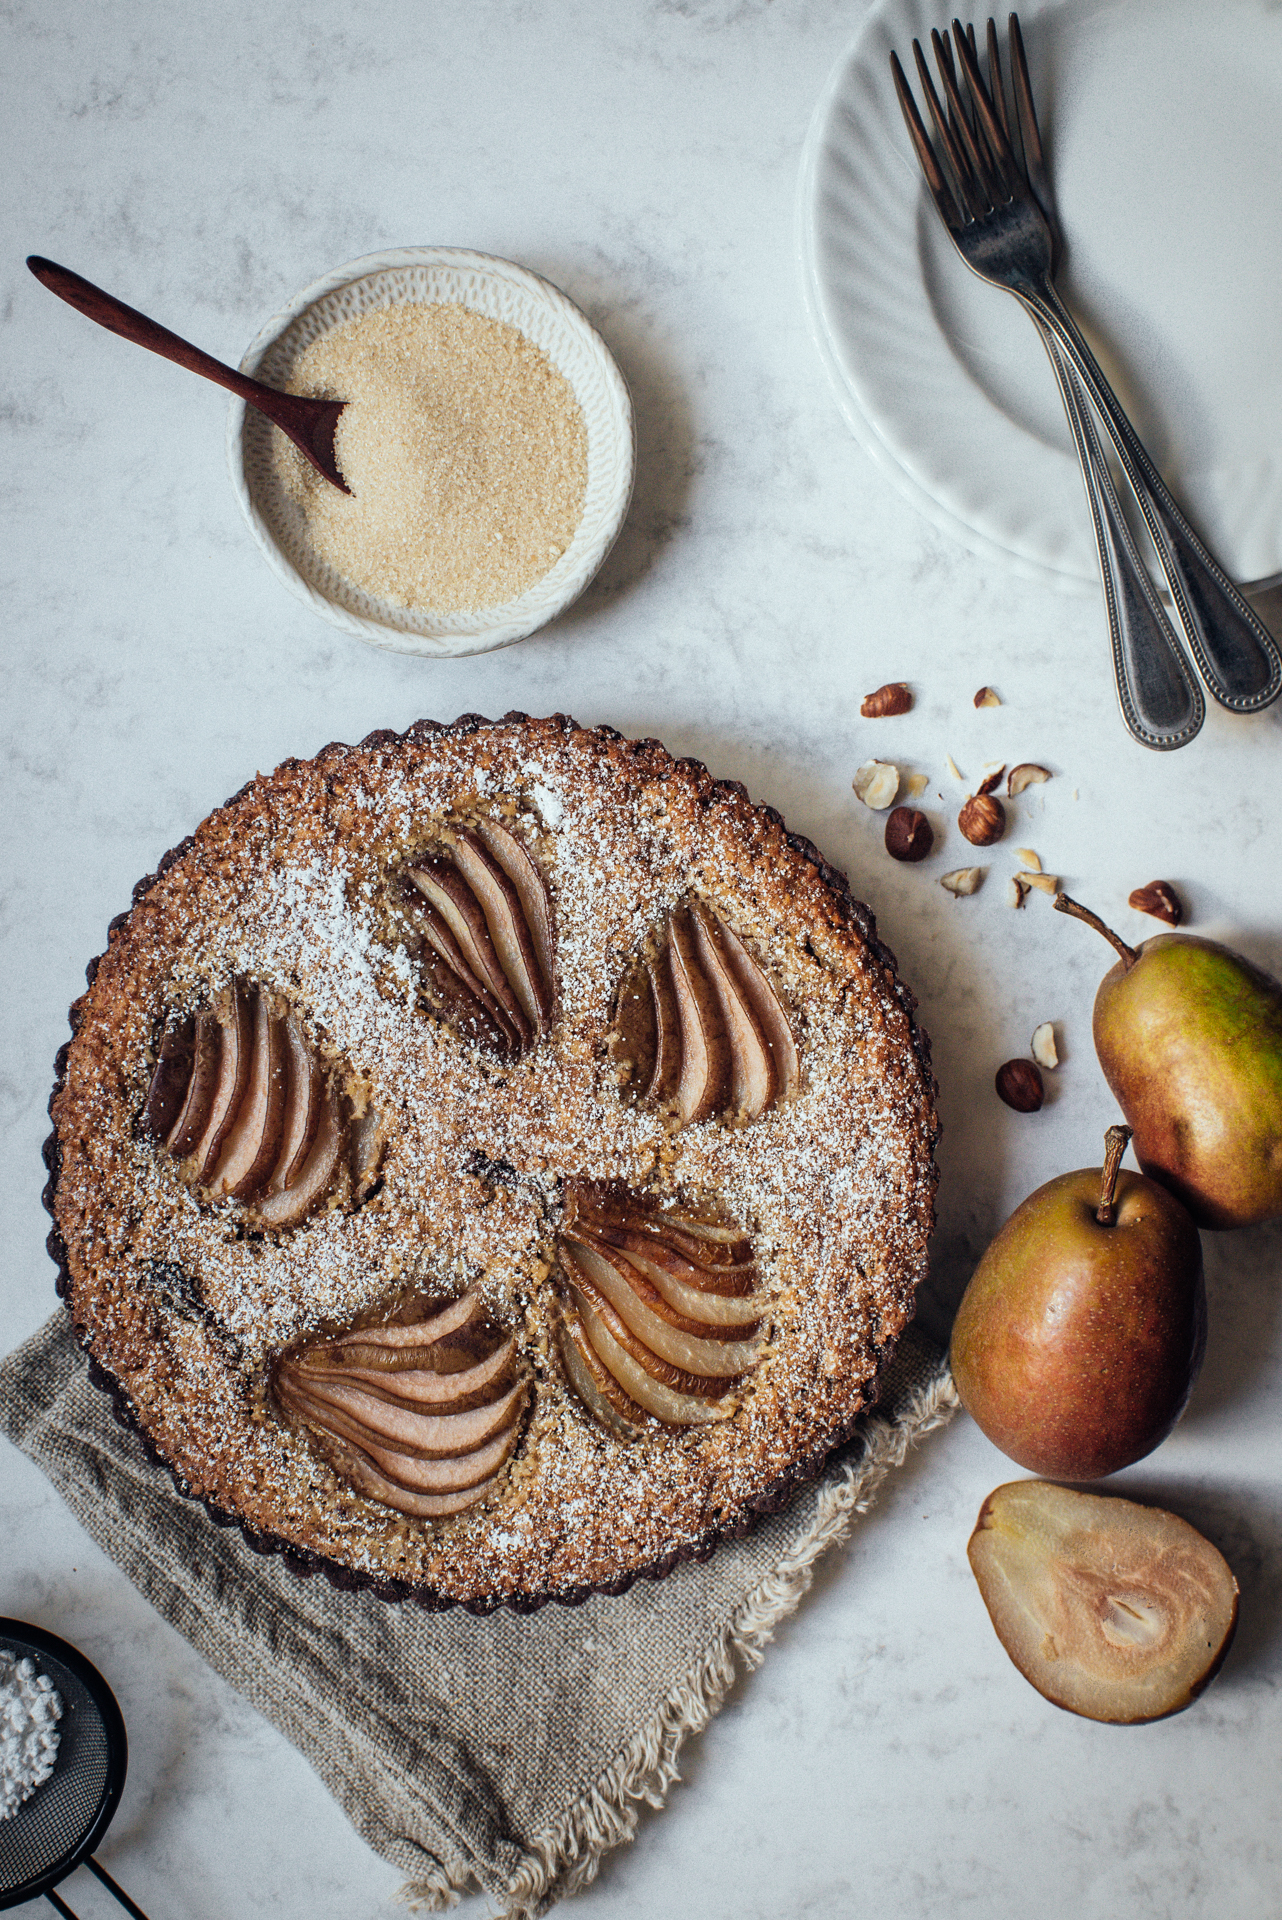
[2,3,1281,1916]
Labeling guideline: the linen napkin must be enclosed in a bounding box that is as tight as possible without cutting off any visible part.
[0,1313,955,1916]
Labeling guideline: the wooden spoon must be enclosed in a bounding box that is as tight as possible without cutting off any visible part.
[27,255,351,493]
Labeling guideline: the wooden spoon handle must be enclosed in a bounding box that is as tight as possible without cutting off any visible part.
[26,255,295,423]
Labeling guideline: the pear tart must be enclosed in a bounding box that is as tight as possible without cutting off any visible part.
[45,713,937,1612]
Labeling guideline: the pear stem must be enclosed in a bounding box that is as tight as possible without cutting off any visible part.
[1053,893,1138,969]
[1097,1125,1133,1226]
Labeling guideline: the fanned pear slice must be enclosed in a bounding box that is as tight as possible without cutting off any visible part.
[567,1238,762,1375]
[645,954,682,1103]
[562,1259,743,1398]
[452,829,552,1031]
[270,1014,323,1193]
[667,912,731,1126]
[209,995,287,1199]
[690,905,775,1119]
[256,1084,343,1229]
[406,860,532,1049]
[716,918,800,1099]
[969,1481,1239,1724]
[317,1427,505,1519]
[473,816,555,996]
[164,1012,221,1156]
[141,1017,195,1141]
[557,1310,647,1441]
[573,1292,735,1425]
[406,892,522,1056]
[189,984,253,1182]
[608,1240,766,1326]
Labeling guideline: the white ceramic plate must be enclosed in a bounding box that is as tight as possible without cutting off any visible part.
[798,0,1282,590]
[228,248,635,656]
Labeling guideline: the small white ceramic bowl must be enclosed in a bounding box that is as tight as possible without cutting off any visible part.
[227,247,635,657]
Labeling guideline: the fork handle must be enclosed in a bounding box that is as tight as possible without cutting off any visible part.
[1036,324,1204,749]
[1023,280,1282,714]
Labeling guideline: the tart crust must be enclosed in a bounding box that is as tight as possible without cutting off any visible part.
[44,713,938,1612]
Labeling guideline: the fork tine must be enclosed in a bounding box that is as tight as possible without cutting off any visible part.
[918,33,981,219]
[1008,13,1049,196]
[910,38,984,220]
[984,19,1015,154]
[929,28,997,206]
[949,20,1021,198]
[890,50,965,227]
[916,34,988,218]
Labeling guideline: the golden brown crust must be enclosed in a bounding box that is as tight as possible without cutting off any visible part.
[44,713,938,1611]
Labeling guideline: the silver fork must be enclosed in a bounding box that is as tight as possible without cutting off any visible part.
[930,22,1201,750]
[891,14,1282,740]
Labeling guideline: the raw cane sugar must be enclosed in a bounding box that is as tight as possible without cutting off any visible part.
[273,303,588,613]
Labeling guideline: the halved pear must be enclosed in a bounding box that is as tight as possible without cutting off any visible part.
[209,995,287,1199]
[189,984,253,1182]
[257,1084,343,1229]
[141,1017,195,1140]
[667,912,731,1126]
[690,906,775,1119]
[969,1480,1239,1723]
[451,830,552,1032]
[165,1010,222,1157]
[269,1014,323,1193]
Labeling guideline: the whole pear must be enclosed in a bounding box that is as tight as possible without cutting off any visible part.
[1056,894,1282,1229]
[951,1128,1205,1480]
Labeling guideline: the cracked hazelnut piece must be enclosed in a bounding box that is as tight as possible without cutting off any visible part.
[853,760,900,809]
[1129,880,1183,926]
[142,983,367,1228]
[974,686,1001,708]
[1031,1022,1059,1069]
[614,904,799,1127]
[557,1182,768,1432]
[996,1059,1044,1111]
[959,792,1006,846]
[403,815,555,1059]
[275,1290,529,1518]
[861,682,913,717]
[941,867,985,897]
[1008,763,1051,797]
[884,806,934,862]
[969,1481,1238,1724]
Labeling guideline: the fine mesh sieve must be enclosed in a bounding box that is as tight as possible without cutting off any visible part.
[0,1620,148,1918]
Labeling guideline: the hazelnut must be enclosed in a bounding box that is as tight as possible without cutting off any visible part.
[1007,876,1030,909]
[1031,1022,1059,1069]
[959,792,1006,846]
[853,760,900,810]
[861,682,913,718]
[996,1058,1045,1112]
[1008,763,1051,796]
[885,807,934,862]
[1129,880,1183,926]
[977,763,1006,795]
[974,685,1001,708]
[941,866,985,897]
